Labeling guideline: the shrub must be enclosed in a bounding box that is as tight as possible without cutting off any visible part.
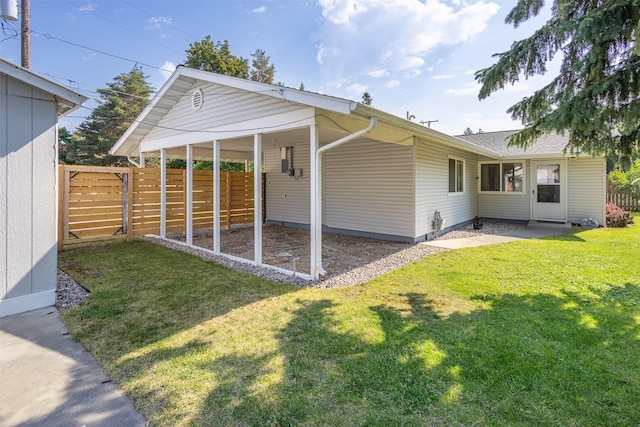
[606,203,635,227]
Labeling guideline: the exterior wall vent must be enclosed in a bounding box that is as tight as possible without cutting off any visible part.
[192,89,204,111]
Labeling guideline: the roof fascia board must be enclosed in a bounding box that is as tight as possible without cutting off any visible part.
[110,68,186,155]
[353,103,500,158]
[0,59,88,113]
[138,108,316,154]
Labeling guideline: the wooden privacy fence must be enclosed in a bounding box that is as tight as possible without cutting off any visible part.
[607,178,640,211]
[58,165,264,249]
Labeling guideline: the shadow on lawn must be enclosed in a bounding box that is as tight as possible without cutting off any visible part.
[189,284,640,426]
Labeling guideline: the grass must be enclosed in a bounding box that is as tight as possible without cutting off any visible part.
[59,220,640,426]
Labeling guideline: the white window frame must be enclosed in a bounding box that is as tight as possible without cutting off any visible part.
[478,161,526,194]
[448,156,465,195]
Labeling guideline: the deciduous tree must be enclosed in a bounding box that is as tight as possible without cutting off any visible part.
[185,36,249,78]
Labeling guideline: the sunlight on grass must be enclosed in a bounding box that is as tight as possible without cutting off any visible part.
[59,224,640,426]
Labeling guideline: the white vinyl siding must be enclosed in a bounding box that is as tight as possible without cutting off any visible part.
[1,75,57,306]
[568,157,606,225]
[145,82,306,142]
[478,159,532,220]
[324,139,414,238]
[415,140,478,237]
[264,143,311,225]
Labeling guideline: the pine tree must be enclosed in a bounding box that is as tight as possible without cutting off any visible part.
[476,0,640,167]
[362,92,373,105]
[250,49,276,83]
[67,66,154,166]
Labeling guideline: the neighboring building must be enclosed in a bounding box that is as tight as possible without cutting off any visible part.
[111,66,606,280]
[0,59,87,317]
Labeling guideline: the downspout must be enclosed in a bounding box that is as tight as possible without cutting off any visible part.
[311,116,378,279]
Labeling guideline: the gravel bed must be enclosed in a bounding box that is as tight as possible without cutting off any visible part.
[55,221,525,302]
[141,236,450,289]
[56,268,90,309]
[434,220,527,240]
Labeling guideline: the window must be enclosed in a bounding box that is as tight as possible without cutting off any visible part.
[480,162,524,193]
[449,158,464,193]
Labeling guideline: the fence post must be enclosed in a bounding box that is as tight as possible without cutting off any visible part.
[226,171,232,230]
[57,165,65,251]
[127,167,134,242]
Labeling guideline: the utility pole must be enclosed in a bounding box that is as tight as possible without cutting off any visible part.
[21,0,30,69]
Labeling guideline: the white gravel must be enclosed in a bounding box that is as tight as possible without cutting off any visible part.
[56,221,528,303]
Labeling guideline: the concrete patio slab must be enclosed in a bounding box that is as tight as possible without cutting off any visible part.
[0,307,146,427]
[423,224,572,249]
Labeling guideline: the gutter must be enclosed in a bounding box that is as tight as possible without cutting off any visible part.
[311,116,378,279]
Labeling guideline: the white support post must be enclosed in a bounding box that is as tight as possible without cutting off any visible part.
[139,151,145,168]
[244,159,250,172]
[186,144,193,246]
[160,148,167,238]
[213,140,221,254]
[310,124,322,280]
[254,133,262,265]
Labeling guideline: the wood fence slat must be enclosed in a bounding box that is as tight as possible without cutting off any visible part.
[59,165,261,249]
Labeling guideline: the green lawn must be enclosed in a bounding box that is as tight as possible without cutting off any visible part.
[59,221,640,426]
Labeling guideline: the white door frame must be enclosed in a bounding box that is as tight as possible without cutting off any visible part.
[531,159,568,222]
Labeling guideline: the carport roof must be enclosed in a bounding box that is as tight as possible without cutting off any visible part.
[111,65,499,159]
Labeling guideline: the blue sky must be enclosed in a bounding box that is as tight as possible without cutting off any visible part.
[0,0,556,135]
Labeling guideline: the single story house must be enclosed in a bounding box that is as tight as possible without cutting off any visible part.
[111,66,606,280]
[1,59,88,317]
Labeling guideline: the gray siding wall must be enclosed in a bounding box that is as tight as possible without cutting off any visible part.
[145,82,304,142]
[1,75,58,309]
[415,139,478,237]
[264,142,311,224]
[477,159,531,221]
[324,140,414,238]
[568,157,606,225]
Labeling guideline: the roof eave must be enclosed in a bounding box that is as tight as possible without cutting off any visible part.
[353,103,501,158]
[0,59,88,114]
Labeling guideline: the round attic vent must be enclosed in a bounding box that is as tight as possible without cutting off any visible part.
[192,89,204,111]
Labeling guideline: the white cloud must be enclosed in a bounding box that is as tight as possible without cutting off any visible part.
[147,16,172,30]
[316,0,499,85]
[403,69,421,78]
[159,61,176,81]
[76,3,96,12]
[82,53,97,61]
[252,6,267,13]
[433,74,455,80]
[347,83,367,94]
[385,80,400,88]
[368,69,389,78]
[446,81,479,96]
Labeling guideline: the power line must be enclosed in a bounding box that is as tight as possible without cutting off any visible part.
[65,0,183,55]
[121,0,198,41]
[31,30,168,72]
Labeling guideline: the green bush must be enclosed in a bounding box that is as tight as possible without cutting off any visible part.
[606,202,635,227]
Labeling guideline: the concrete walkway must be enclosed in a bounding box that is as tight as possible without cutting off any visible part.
[422,222,572,249]
[0,307,146,427]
